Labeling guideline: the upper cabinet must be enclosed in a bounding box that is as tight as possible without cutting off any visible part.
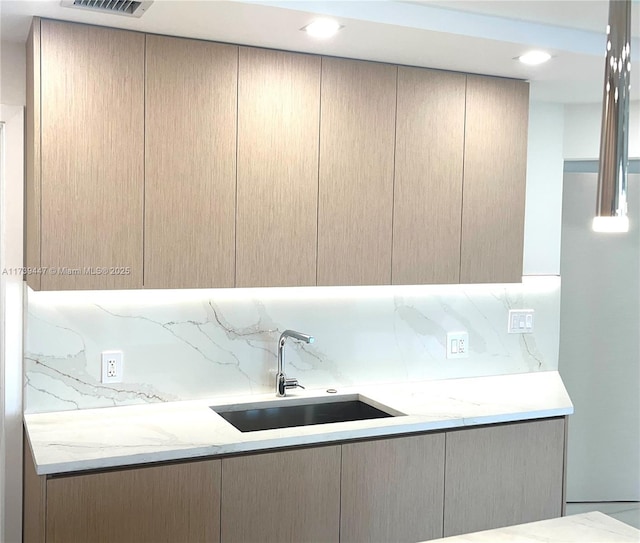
[317,58,397,286]
[236,47,321,288]
[460,75,529,284]
[27,19,144,290]
[144,35,237,289]
[26,19,529,290]
[392,67,466,285]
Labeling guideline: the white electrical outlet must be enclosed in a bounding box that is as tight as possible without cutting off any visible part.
[101,351,123,383]
[508,309,535,334]
[446,332,469,359]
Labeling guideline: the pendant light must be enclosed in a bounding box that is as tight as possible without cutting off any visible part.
[593,0,632,233]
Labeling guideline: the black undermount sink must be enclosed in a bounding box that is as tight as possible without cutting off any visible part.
[212,399,395,433]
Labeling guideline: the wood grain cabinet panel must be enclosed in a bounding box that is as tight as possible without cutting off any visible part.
[221,446,341,543]
[317,58,397,286]
[23,419,565,542]
[236,47,321,287]
[145,35,237,289]
[46,460,221,543]
[23,437,46,543]
[38,20,145,289]
[460,75,529,284]
[393,67,466,285]
[25,19,41,291]
[341,433,445,543]
[27,19,532,290]
[444,418,565,537]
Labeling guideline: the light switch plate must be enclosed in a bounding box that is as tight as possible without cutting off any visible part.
[101,351,123,383]
[446,332,469,359]
[508,309,535,333]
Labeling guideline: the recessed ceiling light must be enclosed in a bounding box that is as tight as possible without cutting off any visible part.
[517,51,552,66]
[301,19,343,39]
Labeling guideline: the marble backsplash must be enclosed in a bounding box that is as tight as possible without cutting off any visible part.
[24,276,560,413]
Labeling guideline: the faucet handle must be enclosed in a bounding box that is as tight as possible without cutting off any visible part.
[284,377,304,391]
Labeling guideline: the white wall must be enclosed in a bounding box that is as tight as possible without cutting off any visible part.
[560,172,639,501]
[0,32,25,543]
[0,104,24,543]
[524,102,564,276]
[560,104,640,501]
[0,40,26,106]
[564,101,640,160]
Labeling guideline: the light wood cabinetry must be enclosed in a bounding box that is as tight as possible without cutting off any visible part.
[317,58,397,286]
[221,445,341,543]
[24,418,565,543]
[23,442,221,543]
[23,438,46,543]
[28,19,145,290]
[460,75,529,284]
[25,20,41,291]
[341,433,445,543]
[26,20,530,290]
[393,67,466,285]
[444,418,566,537]
[236,47,321,287]
[144,35,237,289]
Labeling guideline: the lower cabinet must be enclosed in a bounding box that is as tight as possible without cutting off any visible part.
[341,433,445,543]
[24,454,221,543]
[444,418,566,537]
[23,418,566,543]
[221,445,341,543]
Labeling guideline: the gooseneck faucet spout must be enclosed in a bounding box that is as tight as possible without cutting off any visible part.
[276,330,314,397]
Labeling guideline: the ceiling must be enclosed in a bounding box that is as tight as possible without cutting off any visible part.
[1,0,639,103]
[425,0,640,35]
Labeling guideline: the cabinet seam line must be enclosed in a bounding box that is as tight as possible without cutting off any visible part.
[458,76,468,284]
[390,65,399,284]
[43,469,47,541]
[142,34,147,288]
[338,444,343,541]
[234,48,239,288]
[442,432,447,537]
[315,57,322,287]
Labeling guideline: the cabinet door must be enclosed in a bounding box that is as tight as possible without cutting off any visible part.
[145,35,237,288]
[236,47,320,287]
[460,75,529,284]
[444,418,565,537]
[221,446,341,543]
[39,20,144,289]
[317,58,397,286]
[341,433,445,543]
[46,460,221,543]
[393,67,466,285]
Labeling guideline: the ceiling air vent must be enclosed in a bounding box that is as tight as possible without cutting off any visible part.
[60,0,154,18]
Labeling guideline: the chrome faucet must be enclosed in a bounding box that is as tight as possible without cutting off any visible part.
[276,330,314,397]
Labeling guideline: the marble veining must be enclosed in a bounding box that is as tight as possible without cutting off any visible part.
[24,371,573,475]
[25,276,561,413]
[425,512,640,542]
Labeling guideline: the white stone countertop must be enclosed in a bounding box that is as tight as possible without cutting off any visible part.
[24,370,573,475]
[424,512,640,542]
